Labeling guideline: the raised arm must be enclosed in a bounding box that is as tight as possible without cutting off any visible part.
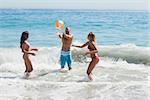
[63,33,73,40]
[30,48,38,51]
[72,42,89,48]
[56,32,63,39]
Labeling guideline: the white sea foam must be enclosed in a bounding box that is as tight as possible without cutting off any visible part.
[0,45,150,100]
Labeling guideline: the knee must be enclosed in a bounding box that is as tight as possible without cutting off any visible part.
[28,67,33,73]
[31,68,33,72]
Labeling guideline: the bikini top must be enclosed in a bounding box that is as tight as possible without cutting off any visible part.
[22,41,30,52]
[87,41,97,51]
[24,41,30,48]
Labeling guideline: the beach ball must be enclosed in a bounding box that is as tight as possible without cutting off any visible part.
[55,20,64,30]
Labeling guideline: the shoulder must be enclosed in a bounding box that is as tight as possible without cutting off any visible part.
[23,41,30,46]
[89,41,96,46]
[85,41,90,45]
[24,40,27,44]
[63,33,73,39]
[68,33,73,37]
[91,41,96,45]
[70,34,73,38]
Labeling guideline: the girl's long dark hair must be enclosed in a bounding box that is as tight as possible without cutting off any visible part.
[20,31,29,48]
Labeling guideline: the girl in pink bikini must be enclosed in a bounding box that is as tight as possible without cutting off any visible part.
[20,31,38,77]
[72,32,100,80]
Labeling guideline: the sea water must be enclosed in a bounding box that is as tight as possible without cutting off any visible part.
[0,9,150,100]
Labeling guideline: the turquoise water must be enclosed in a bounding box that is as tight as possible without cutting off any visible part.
[0,9,149,47]
[0,9,150,100]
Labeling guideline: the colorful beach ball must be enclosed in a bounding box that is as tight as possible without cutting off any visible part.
[55,20,64,30]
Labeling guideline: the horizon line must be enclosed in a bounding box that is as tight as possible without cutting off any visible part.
[0,8,149,11]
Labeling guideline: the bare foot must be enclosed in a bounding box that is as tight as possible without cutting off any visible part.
[68,67,72,71]
[24,72,31,78]
[88,74,93,81]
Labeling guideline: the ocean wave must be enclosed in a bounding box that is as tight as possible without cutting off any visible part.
[99,44,150,65]
[0,44,150,65]
[72,44,150,65]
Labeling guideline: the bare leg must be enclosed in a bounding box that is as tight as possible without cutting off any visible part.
[23,55,28,73]
[24,60,28,73]
[26,58,33,72]
[87,58,99,80]
[23,55,33,73]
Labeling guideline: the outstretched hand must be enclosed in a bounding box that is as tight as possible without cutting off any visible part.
[72,45,76,47]
[31,52,36,56]
[56,32,63,38]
